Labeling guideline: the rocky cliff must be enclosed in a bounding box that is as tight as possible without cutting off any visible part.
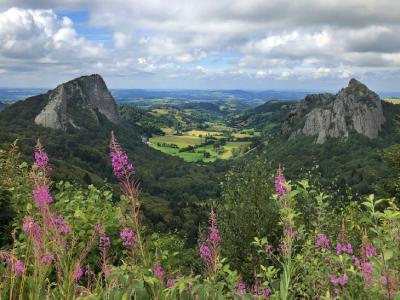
[282,79,385,143]
[35,74,119,130]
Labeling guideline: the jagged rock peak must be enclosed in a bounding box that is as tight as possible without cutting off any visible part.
[35,74,120,130]
[283,79,385,144]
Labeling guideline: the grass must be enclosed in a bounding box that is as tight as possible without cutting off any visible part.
[185,130,223,137]
[384,98,400,104]
[232,131,261,138]
[204,122,234,132]
[149,135,205,148]
[149,135,252,162]
[149,108,169,116]
[161,127,176,135]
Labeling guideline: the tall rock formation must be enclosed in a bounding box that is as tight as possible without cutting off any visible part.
[283,79,385,143]
[34,74,119,130]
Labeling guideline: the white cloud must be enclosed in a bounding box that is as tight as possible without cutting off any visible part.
[313,67,332,79]
[113,32,130,49]
[0,7,104,62]
[255,70,271,78]
[0,1,400,89]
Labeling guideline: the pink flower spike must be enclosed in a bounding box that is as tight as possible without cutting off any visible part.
[32,187,53,208]
[109,132,135,179]
[40,252,54,265]
[73,267,83,281]
[166,278,174,288]
[316,234,331,250]
[275,165,290,197]
[14,261,25,276]
[236,282,247,294]
[199,243,211,260]
[120,229,137,247]
[99,236,111,249]
[34,151,49,167]
[154,265,164,280]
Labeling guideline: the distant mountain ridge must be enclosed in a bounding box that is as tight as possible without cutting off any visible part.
[0,101,7,112]
[282,79,385,143]
[232,100,296,134]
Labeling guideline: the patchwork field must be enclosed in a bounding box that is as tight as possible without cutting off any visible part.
[150,135,205,147]
[149,130,253,162]
[384,98,400,104]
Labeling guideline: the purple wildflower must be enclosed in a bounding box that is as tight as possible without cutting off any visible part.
[73,267,84,281]
[14,261,25,276]
[199,243,211,260]
[264,288,271,297]
[22,217,42,238]
[283,226,297,239]
[236,282,247,294]
[264,244,274,255]
[361,262,374,285]
[353,255,360,268]
[110,151,133,178]
[275,166,290,197]
[34,151,49,167]
[365,246,377,257]
[207,226,220,243]
[380,275,398,298]
[103,265,111,277]
[207,208,220,243]
[154,265,164,280]
[32,187,53,208]
[279,239,289,254]
[120,229,137,247]
[109,132,134,179]
[166,278,175,288]
[330,274,348,286]
[99,236,111,249]
[336,242,352,255]
[39,251,54,265]
[316,234,331,250]
[55,216,71,234]
[94,224,103,234]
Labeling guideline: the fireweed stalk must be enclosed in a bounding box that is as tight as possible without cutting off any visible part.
[199,209,221,277]
[24,139,99,299]
[109,131,147,265]
[274,165,296,300]
[0,251,25,300]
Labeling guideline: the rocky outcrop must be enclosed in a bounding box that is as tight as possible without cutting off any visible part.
[35,74,119,130]
[283,79,385,144]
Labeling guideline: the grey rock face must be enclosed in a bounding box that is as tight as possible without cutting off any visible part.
[35,74,119,130]
[283,79,385,144]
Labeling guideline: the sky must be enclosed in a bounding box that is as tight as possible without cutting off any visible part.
[0,0,399,91]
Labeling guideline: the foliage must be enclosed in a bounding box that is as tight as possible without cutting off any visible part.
[0,132,400,299]
[218,158,281,280]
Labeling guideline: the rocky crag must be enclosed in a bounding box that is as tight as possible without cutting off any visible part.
[282,79,385,144]
[35,74,119,130]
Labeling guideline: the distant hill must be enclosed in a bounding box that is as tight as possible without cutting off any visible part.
[112,89,311,104]
[231,100,297,134]
[0,101,7,111]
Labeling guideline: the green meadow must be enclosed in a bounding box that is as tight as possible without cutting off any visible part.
[149,129,253,162]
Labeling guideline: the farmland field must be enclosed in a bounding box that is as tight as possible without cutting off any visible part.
[149,129,254,162]
[150,135,205,147]
[384,98,400,104]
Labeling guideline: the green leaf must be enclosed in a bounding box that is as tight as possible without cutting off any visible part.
[383,249,394,261]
